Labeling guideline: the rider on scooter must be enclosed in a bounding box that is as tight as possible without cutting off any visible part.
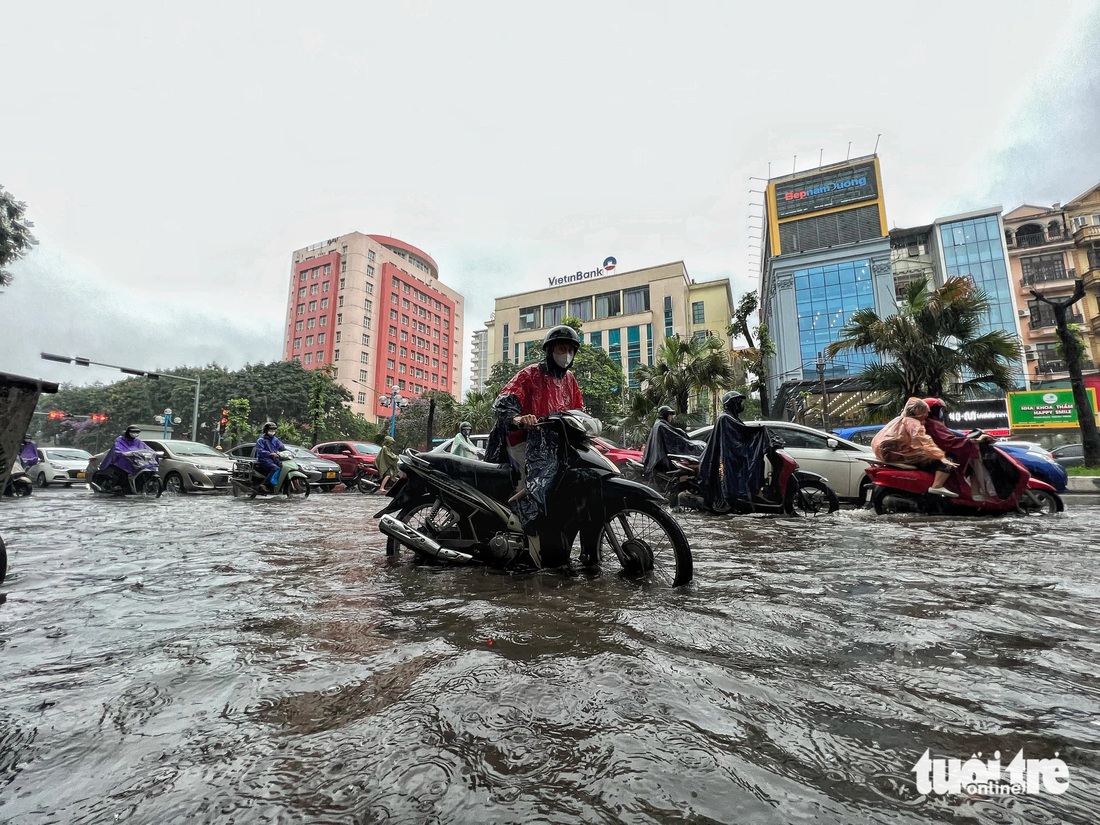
[255,421,285,494]
[696,391,770,507]
[100,425,155,489]
[922,397,996,499]
[870,398,959,497]
[641,405,701,479]
[18,435,39,470]
[488,324,585,505]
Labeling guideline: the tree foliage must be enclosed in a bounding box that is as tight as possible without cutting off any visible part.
[727,291,773,417]
[1,185,37,290]
[631,335,739,428]
[824,276,1022,417]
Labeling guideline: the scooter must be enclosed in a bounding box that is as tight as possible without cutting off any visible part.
[865,440,1064,515]
[346,462,381,494]
[90,450,162,498]
[230,451,311,499]
[668,437,839,516]
[375,410,693,586]
[3,462,33,498]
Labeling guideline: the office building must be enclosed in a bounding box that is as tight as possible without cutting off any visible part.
[470,328,489,394]
[484,259,735,392]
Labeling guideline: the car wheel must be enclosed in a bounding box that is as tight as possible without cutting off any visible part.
[164,472,186,495]
[35,472,48,488]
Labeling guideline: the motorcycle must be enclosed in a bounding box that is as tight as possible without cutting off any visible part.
[865,439,1064,516]
[666,436,840,516]
[347,462,381,494]
[3,462,33,498]
[230,451,311,499]
[375,410,693,586]
[90,449,162,498]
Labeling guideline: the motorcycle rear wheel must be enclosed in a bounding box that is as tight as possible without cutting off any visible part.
[597,501,693,586]
[871,485,917,515]
[786,478,839,516]
[387,500,463,557]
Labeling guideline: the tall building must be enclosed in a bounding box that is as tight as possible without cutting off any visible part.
[470,328,489,394]
[758,156,894,414]
[1005,185,1100,390]
[485,259,735,395]
[284,232,464,426]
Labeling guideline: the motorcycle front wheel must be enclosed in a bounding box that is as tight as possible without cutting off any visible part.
[140,475,162,498]
[356,476,379,494]
[387,499,463,557]
[597,501,692,586]
[785,478,839,516]
[284,476,311,499]
[10,481,33,498]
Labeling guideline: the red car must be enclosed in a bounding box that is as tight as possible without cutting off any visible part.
[592,437,643,468]
[312,440,382,483]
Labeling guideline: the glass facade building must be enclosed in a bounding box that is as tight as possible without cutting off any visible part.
[794,259,877,379]
[937,215,1017,336]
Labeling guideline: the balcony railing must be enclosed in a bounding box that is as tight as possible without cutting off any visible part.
[1029,314,1085,331]
[1011,232,1067,249]
[1073,224,1100,245]
[1020,268,1076,288]
[1036,358,1096,375]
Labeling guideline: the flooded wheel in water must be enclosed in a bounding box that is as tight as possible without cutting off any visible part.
[598,501,692,586]
[786,478,839,516]
[140,475,162,498]
[387,500,462,557]
[870,484,918,515]
[1019,489,1062,515]
[284,476,310,499]
[164,472,185,495]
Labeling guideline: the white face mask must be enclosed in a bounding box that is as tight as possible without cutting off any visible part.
[552,351,573,370]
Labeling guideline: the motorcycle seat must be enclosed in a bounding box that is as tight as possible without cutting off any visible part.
[417,451,514,482]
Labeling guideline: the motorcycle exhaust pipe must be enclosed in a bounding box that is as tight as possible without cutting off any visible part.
[378,514,475,563]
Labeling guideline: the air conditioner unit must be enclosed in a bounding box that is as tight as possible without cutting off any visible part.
[1017,309,1029,317]
[1024,346,1038,359]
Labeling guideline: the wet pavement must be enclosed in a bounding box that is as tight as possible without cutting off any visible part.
[2,487,1099,824]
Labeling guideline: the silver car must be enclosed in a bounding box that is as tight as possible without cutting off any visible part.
[142,439,235,494]
[30,447,93,487]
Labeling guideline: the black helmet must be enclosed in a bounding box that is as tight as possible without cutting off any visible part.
[541,325,580,353]
[459,421,472,432]
[262,421,277,433]
[125,425,141,436]
[722,390,745,416]
[657,405,675,420]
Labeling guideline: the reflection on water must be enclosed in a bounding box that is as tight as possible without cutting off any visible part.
[2,491,1099,823]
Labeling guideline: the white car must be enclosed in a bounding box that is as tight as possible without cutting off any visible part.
[690,420,877,504]
[30,447,93,487]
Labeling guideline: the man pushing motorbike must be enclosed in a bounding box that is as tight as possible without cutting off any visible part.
[695,390,771,508]
[488,325,585,505]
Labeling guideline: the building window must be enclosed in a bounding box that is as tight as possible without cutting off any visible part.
[624,286,650,314]
[341,259,347,273]
[295,320,303,331]
[608,328,622,366]
[568,297,592,322]
[293,337,302,349]
[339,278,345,290]
[366,282,373,295]
[595,291,621,319]
[362,333,370,345]
[310,283,319,295]
[365,299,373,311]
[324,263,331,275]
[334,349,340,360]
[322,282,330,293]
[664,296,673,339]
[338,296,344,308]
[543,301,565,327]
[368,249,375,262]
[1021,253,1069,286]
[306,335,314,346]
[297,303,305,315]
[320,298,329,309]
[360,351,369,364]
[337,313,343,324]
[387,359,395,370]
[304,353,312,364]
[627,326,642,387]
[692,301,705,324]
[335,331,341,342]
[319,316,327,327]
[518,306,540,331]
[298,286,307,298]
[308,300,317,312]
[307,318,316,329]
[357,392,366,404]
[359,369,367,381]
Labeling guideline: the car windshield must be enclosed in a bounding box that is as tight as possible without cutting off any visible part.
[283,445,314,458]
[45,449,91,461]
[354,443,381,455]
[164,442,225,458]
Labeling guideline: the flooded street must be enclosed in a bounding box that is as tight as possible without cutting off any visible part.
[2,489,1099,824]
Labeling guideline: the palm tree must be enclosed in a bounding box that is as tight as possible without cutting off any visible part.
[824,276,1022,417]
[631,335,739,427]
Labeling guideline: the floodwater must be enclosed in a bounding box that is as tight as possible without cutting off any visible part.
[2,488,1099,825]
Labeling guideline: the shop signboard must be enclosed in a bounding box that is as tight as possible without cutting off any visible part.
[1007,388,1099,429]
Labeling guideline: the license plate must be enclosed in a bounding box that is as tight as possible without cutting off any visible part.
[324,471,336,479]
[76,471,85,478]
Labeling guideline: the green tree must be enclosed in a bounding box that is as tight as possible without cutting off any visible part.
[1,185,37,291]
[572,344,624,423]
[225,398,252,447]
[632,335,738,427]
[824,276,1022,417]
[486,360,522,398]
[727,291,774,417]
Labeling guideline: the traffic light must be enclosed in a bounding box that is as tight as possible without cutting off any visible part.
[90,413,108,423]
[218,410,229,435]
[47,410,68,420]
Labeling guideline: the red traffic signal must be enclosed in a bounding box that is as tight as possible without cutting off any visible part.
[221,409,229,417]
[219,416,229,426]
[90,413,108,423]
[48,410,68,420]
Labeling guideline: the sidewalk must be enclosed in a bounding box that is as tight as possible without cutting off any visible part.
[1063,475,1100,502]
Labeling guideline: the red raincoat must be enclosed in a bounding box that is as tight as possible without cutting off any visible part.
[498,363,584,446]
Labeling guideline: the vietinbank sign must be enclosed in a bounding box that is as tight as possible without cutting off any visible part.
[773,161,879,219]
[548,256,617,287]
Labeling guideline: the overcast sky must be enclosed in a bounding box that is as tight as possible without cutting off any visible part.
[3,1,1099,393]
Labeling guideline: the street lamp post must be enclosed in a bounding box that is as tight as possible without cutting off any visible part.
[155,408,182,439]
[41,353,201,441]
[816,351,830,428]
[377,386,407,438]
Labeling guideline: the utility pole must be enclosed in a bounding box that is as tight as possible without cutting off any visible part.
[816,352,829,429]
